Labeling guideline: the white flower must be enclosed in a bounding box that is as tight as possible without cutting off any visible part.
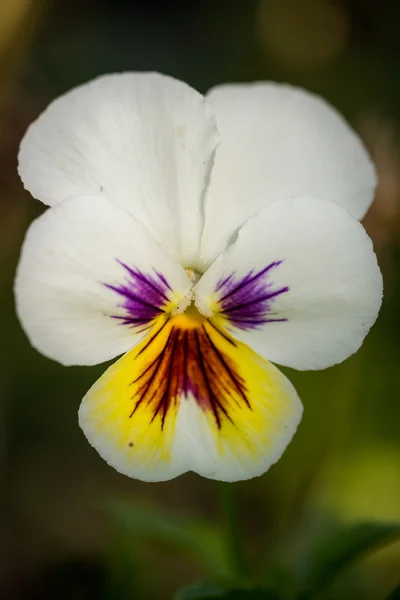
[15,73,382,482]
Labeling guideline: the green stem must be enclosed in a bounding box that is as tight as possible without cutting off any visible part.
[218,482,246,581]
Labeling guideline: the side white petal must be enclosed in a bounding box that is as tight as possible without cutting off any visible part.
[18,72,219,265]
[195,196,383,371]
[15,195,191,366]
[200,83,377,265]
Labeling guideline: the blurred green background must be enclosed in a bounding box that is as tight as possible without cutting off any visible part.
[1,1,400,598]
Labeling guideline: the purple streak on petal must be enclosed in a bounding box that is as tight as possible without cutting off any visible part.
[215,272,234,292]
[155,270,173,291]
[104,261,171,328]
[217,262,289,331]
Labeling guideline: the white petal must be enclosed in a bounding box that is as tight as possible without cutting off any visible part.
[15,195,191,366]
[79,313,302,482]
[195,196,383,371]
[18,72,219,265]
[200,83,377,265]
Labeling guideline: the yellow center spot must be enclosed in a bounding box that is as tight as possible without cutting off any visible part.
[172,303,205,329]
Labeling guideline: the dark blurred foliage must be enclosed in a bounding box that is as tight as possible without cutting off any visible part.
[1,1,400,599]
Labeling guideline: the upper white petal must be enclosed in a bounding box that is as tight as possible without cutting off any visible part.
[200,82,377,266]
[18,72,219,266]
[195,196,383,371]
[14,195,191,366]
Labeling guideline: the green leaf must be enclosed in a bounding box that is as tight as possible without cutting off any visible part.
[298,522,400,599]
[174,581,224,599]
[104,500,232,580]
[214,591,280,600]
[386,586,400,600]
[174,582,281,599]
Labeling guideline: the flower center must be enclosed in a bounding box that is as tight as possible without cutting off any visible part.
[185,267,201,284]
[172,303,206,328]
[173,267,205,316]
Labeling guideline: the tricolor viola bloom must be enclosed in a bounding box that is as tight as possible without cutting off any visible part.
[15,73,382,482]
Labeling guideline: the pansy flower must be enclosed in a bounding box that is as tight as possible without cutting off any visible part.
[15,73,382,482]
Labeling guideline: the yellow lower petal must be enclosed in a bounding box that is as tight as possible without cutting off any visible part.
[79,308,302,482]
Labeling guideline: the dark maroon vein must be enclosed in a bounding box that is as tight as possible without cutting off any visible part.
[194,329,235,427]
[207,320,237,346]
[150,329,179,428]
[136,319,169,357]
[131,328,174,385]
[202,325,250,408]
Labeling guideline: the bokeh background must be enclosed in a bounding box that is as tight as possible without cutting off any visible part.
[1,1,400,598]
